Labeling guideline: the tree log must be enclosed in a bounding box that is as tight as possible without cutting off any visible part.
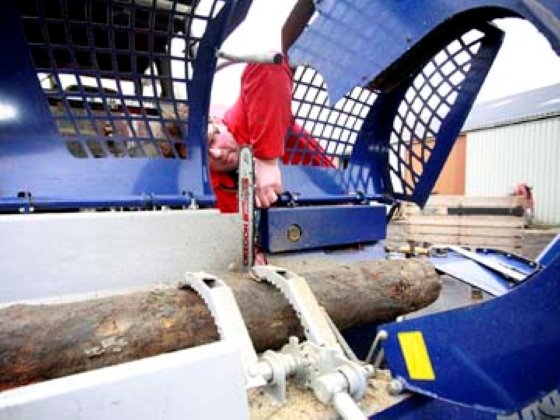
[0,259,440,391]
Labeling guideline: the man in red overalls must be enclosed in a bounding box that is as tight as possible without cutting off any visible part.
[207,57,332,213]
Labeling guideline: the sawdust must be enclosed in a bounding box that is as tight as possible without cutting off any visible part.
[248,371,406,419]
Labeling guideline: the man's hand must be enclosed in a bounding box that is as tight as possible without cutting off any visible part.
[254,158,282,208]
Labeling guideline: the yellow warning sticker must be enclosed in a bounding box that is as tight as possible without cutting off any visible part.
[397,331,435,381]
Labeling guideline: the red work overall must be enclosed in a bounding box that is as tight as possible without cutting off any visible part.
[210,58,332,212]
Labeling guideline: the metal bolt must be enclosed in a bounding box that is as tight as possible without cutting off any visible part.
[248,364,260,377]
[287,224,302,242]
[388,379,404,395]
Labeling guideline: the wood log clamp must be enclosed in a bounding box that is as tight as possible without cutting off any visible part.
[180,266,375,419]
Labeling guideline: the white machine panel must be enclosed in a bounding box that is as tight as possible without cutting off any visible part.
[0,341,248,420]
[0,210,241,303]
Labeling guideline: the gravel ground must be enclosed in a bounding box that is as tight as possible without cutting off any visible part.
[522,228,560,260]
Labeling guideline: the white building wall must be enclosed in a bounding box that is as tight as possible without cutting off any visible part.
[465,116,560,224]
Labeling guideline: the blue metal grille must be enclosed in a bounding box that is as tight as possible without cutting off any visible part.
[0,0,250,211]
[388,29,486,197]
[286,1,513,206]
[1,0,508,210]
[282,25,500,206]
[288,65,377,169]
[18,0,221,160]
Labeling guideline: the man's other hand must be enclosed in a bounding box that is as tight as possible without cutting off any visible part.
[255,158,282,208]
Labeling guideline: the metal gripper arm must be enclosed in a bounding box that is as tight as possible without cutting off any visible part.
[179,272,267,388]
[182,268,373,420]
[250,265,341,349]
[250,265,374,420]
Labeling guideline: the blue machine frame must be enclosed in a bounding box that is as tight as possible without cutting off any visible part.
[1,0,560,418]
[0,0,252,211]
[379,256,560,416]
[287,0,560,207]
[4,0,556,213]
[259,204,387,253]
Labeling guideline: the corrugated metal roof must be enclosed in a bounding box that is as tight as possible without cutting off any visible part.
[463,84,560,132]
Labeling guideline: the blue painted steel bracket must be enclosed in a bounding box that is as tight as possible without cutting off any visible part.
[259,204,386,253]
[380,255,560,414]
[349,23,503,207]
[289,0,560,207]
[429,253,513,296]
[0,0,249,212]
[537,234,560,266]
[429,247,540,296]
[290,0,560,103]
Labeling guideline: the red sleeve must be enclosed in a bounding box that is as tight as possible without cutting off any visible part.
[240,60,293,160]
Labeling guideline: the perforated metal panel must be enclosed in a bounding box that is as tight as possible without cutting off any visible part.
[0,0,250,211]
[286,0,560,206]
[19,0,219,160]
[388,29,487,198]
[1,0,538,210]
[285,24,502,206]
[288,66,376,169]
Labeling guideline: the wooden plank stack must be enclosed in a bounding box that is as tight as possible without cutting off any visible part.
[389,196,525,254]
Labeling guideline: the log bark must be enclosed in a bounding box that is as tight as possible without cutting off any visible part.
[0,259,440,391]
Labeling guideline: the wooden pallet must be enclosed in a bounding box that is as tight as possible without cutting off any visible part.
[402,195,524,216]
[391,196,525,253]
